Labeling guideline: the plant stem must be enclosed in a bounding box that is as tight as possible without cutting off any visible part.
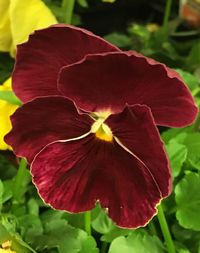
[12,158,27,204]
[62,0,76,24]
[84,211,91,235]
[157,204,176,253]
[162,0,173,37]
[101,241,108,253]
[148,220,157,236]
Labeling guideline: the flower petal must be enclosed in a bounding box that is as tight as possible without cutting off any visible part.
[13,25,120,103]
[5,96,93,163]
[9,0,58,57]
[0,78,18,150]
[59,51,197,127]
[0,0,12,52]
[106,104,171,198]
[31,134,161,228]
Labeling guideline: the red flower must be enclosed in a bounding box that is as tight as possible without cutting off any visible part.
[5,25,198,228]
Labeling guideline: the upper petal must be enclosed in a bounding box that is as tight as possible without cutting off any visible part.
[106,104,171,198]
[59,51,197,127]
[5,96,93,163]
[13,25,120,102]
[31,134,161,228]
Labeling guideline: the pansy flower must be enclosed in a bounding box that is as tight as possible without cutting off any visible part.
[5,25,198,228]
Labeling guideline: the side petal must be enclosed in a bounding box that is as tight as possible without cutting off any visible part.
[5,96,93,163]
[31,135,161,228]
[59,52,197,127]
[13,25,120,103]
[106,104,171,198]
[9,0,57,57]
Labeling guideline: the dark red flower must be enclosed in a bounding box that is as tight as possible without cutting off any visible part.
[5,25,198,228]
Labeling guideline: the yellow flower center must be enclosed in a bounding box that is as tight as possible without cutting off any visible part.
[91,110,113,142]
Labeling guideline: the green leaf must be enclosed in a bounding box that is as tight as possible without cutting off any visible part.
[40,209,64,222]
[17,214,43,241]
[27,198,39,216]
[0,222,36,253]
[175,172,200,231]
[178,249,191,253]
[0,180,3,212]
[128,24,150,42]
[0,90,22,105]
[0,53,14,83]
[104,33,132,48]
[184,133,200,170]
[186,41,200,71]
[77,0,88,7]
[101,227,131,243]
[165,140,188,178]
[12,159,31,205]
[91,206,130,243]
[0,155,17,180]
[30,218,98,253]
[172,223,200,253]
[102,0,116,3]
[162,128,189,144]
[108,231,165,253]
[92,208,114,234]
[2,180,13,203]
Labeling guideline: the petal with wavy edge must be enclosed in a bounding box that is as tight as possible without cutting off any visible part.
[13,25,120,102]
[59,51,197,127]
[31,134,161,228]
[5,96,93,163]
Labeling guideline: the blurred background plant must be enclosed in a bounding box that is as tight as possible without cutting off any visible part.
[0,1,200,253]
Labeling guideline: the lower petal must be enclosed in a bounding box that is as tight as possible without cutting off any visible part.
[31,134,161,228]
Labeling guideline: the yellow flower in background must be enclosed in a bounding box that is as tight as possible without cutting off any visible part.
[102,0,116,2]
[0,0,12,51]
[0,247,16,253]
[0,249,16,253]
[0,0,57,57]
[146,23,160,33]
[0,78,18,150]
[0,241,16,253]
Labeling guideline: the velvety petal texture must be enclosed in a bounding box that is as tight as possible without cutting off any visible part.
[31,135,161,228]
[106,104,171,198]
[59,52,198,127]
[6,25,198,229]
[13,25,120,102]
[5,96,93,163]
